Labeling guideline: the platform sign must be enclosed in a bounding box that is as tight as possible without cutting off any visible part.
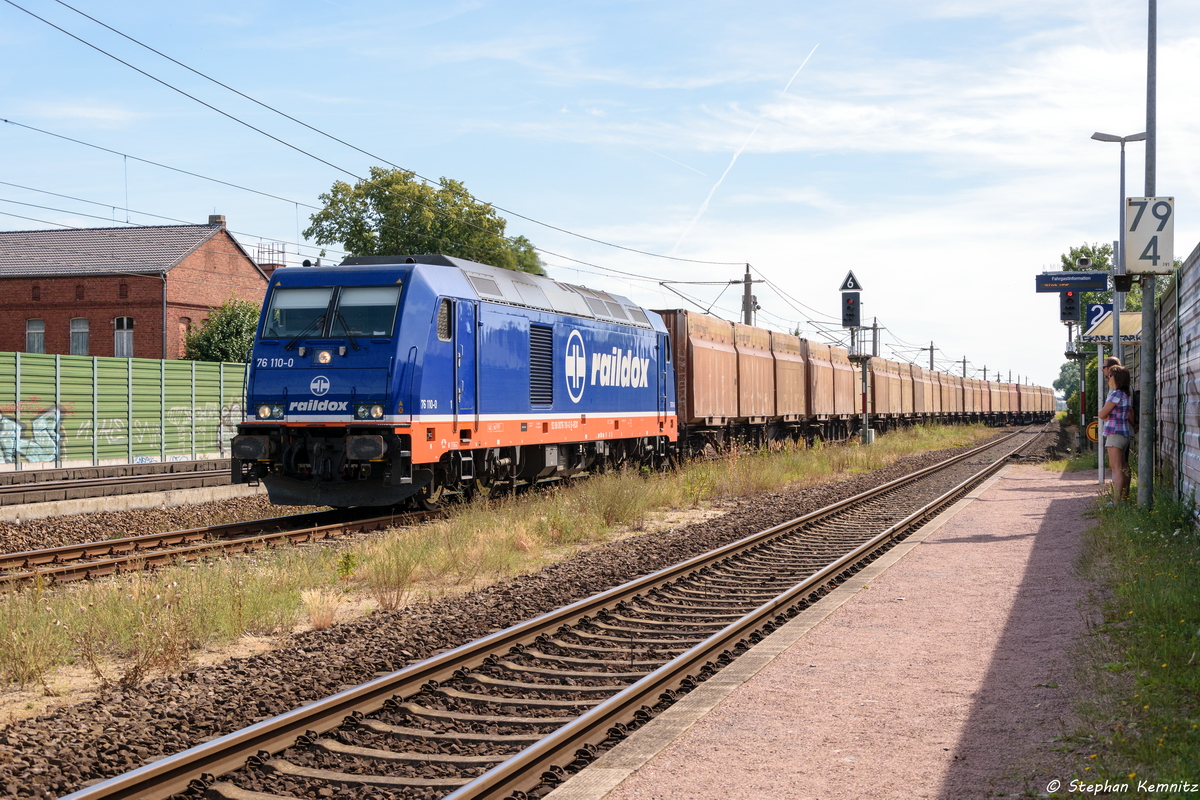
[1086,303,1113,330]
[1035,271,1109,292]
[1125,196,1175,275]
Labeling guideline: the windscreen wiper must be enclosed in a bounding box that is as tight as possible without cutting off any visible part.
[284,314,325,351]
[333,312,361,350]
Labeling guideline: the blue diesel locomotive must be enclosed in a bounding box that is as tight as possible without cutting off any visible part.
[231,255,678,507]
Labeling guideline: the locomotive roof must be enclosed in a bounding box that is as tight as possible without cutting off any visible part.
[340,254,654,329]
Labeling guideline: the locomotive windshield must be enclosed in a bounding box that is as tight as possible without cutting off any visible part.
[262,285,402,340]
[263,287,333,339]
[333,286,401,337]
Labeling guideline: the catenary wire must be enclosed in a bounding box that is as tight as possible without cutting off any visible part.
[43,0,745,268]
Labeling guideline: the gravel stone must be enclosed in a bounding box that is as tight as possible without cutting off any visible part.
[0,429,1061,798]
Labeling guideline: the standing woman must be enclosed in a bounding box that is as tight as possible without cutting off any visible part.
[1099,365,1133,502]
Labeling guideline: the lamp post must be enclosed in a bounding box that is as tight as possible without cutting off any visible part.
[1091,131,1146,363]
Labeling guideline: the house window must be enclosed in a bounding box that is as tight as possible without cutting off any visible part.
[119,283,128,298]
[25,319,44,354]
[75,285,84,301]
[115,317,134,358]
[32,286,40,302]
[70,318,89,356]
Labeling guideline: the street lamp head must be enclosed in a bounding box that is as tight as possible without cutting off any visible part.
[1091,131,1147,143]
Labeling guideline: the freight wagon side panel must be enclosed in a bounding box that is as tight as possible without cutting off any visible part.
[658,310,737,423]
[831,345,856,417]
[900,361,914,415]
[803,340,835,418]
[887,360,902,416]
[911,365,928,415]
[733,323,774,420]
[770,331,806,419]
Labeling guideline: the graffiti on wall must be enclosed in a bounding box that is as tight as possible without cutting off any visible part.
[72,402,243,461]
[0,405,64,464]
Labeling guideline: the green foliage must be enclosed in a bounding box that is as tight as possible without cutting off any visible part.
[304,167,546,275]
[1055,359,1081,400]
[1072,488,1200,783]
[183,295,260,363]
[1058,243,1177,326]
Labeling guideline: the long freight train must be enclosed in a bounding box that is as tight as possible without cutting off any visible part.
[232,255,1053,508]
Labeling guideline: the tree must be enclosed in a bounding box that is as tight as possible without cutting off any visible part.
[1053,359,1079,401]
[304,167,546,275]
[183,295,260,363]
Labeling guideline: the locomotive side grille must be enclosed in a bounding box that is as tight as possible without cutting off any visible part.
[530,324,554,406]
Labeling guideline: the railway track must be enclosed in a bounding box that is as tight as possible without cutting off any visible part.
[0,508,437,585]
[58,425,1047,800]
[0,460,231,507]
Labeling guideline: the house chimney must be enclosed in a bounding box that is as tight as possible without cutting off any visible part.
[208,214,226,227]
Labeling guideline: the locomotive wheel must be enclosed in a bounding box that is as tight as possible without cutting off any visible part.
[414,481,444,510]
[465,476,495,501]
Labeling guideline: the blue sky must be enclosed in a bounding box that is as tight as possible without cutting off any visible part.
[2,0,1197,387]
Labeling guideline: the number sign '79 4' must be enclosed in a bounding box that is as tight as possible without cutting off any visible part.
[1125,196,1174,275]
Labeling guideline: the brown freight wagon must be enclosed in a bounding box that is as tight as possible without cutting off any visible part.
[929,370,944,415]
[911,364,932,416]
[770,331,806,420]
[980,380,992,415]
[951,374,964,415]
[733,323,774,422]
[655,309,737,424]
[832,345,857,417]
[1005,382,1019,417]
[803,340,837,419]
[900,362,915,416]
[868,359,892,416]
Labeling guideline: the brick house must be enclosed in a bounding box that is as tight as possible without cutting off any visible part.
[0,216,269,359]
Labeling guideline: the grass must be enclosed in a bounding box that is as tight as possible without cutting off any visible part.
[1068,486,1200,788]
[0,423,995,694]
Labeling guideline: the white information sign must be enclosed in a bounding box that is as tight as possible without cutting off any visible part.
[1125,196,1175,275]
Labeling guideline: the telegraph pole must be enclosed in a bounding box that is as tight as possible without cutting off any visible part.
[920,341,935,371]
[1138,0,1157,509]
[734,264,762,325]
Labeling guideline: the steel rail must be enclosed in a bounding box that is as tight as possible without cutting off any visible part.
[0,468,228,495]
[59,427,1039,800]
[0,509,433,585]
[445,426,1041,800]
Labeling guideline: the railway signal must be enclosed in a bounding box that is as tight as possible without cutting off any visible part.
[841,292,861,328]
[1060,291,1080,322]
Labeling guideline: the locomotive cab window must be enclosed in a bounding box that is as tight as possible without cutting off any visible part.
[334,286,401,337]
[263,287,333,339]
[436,299,452,342]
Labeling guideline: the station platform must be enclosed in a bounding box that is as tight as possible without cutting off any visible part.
[548,464,1100,800]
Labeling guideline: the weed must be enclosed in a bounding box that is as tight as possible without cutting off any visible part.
[1072,484,1200,782]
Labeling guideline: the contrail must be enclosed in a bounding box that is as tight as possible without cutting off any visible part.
[671,43,820,254]
[639,145,709,176]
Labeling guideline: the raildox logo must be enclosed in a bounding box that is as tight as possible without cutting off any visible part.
[565,330,587,404]
[310,375,330,396]
[591,348,650,389]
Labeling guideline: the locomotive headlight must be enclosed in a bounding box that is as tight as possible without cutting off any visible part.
[257,405,284,420]
[257,405,272,419]
[316,350,333,364]
[270,404,284,419]
[355,403,386,420]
